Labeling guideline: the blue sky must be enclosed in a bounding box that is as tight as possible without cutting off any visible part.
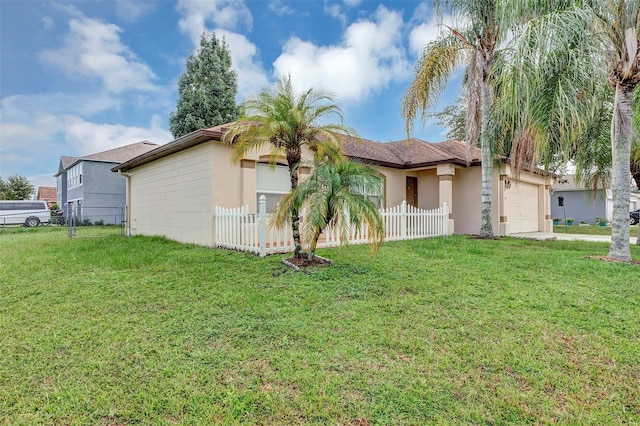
[0,0,463,190]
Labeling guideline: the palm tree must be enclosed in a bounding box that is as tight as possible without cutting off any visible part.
[402,0,513,238]
[271,160,385,260]
[222,75,356,258]
[500,1,639,261]
[632,87,640,193]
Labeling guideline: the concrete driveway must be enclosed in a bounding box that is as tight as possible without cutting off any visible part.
[512,232,638,244]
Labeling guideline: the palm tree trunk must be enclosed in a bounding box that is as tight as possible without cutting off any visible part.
[607,82,634,261]
[478,58,494,238]
[286,145,304,258]
[631,159,640,246]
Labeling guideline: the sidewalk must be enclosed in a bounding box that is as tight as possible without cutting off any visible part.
[512,232,638,244]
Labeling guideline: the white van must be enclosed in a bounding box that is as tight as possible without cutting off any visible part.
[0,200,50,227]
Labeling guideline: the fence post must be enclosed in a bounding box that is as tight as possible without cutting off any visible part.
[442,202,449,236]
[401,200,407,240]
[259,195,267,257]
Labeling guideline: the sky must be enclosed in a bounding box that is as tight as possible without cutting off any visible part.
[0,0,463,190]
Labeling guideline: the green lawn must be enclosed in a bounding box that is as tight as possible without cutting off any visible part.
[554,224,640,236]
[1,228,639,425]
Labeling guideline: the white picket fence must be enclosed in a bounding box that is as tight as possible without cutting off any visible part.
[215,196,449,257]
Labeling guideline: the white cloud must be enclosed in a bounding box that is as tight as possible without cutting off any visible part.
[176,0,253,45]
[273,5,410,101]
[62,116,173,155]
[408,4,466,57]
[324,4,347,26]
[0,93,119,124]
[215,30,269,97]
[42,16,54,30]
[115,0,155,24]
[343,0,362,6]
[28,174,58,191]
[0,113,64,151]
[268,0,295,16]
[40,17,158,93]
[175,1,268,99]
[1,110,172,157]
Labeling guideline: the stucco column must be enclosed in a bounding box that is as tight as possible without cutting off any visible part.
[437,163,455,234]
[542,182,552,232]
[498,174,508,236]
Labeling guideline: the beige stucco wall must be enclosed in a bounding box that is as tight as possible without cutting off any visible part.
[418,169,439,209]
[497,165,552,235]
[125,136,551,247]
[451,167,483,235]
[125,140,320,248]
[375,167,405,208]
[212,142,244,208]
[127,142,215,246]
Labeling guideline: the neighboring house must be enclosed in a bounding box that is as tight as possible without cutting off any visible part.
[36,186,57,206]
[55,141,158,224]
[551,175,639,223]
[113,124,552,247]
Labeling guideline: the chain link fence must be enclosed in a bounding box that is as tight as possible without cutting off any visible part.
[66,205,126,239]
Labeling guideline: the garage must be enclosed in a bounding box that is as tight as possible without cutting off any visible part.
[506,181,539,233]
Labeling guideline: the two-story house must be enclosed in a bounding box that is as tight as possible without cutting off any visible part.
[55,141,158,224]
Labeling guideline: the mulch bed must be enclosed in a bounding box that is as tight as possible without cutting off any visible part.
[282,254,332,270]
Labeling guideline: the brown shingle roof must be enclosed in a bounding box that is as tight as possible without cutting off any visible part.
[114,123,482,172]
[344,136,481,168]
[36,186,56,201]
[342,136,404,167]
[83,141,159,163]
[57,141,160,176]
[61,156,79,169]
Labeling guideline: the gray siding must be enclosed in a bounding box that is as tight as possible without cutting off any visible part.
[551,190,606,224]
[56,173,68,207]
[63,161,127,225]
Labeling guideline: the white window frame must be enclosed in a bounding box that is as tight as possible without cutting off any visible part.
[256,163,291,212]
[68,163,83,190]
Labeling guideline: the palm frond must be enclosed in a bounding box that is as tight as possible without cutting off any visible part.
[402,34,465,137]
[272,160,384,256]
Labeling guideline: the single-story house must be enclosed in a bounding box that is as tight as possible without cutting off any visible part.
[36,186,57,207]
[55,141,158,224]
[112,124,552,247]
[550,175,639,223]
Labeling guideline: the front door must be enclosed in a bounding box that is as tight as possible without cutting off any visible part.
[406,177,418,207]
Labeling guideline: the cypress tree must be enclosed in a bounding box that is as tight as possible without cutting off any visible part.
[169,33,240,138]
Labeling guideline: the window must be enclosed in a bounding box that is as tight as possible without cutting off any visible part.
[256,163,290,212]
[68,163,83,189]
[0,201,48,210]
[354,173,385,209]
[355,184,383,208]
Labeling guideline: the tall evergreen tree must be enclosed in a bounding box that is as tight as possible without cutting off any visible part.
[169,33,240,138]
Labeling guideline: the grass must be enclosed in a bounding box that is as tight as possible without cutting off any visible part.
[553,224,639,236]
[1,228,639,425]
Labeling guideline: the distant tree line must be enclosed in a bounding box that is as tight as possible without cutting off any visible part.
[0,175,34,200]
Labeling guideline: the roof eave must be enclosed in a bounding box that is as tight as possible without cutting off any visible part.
[112,129,223,172]
[347,155,480,169]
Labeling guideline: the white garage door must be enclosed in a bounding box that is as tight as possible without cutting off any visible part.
[507,181,539,233]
